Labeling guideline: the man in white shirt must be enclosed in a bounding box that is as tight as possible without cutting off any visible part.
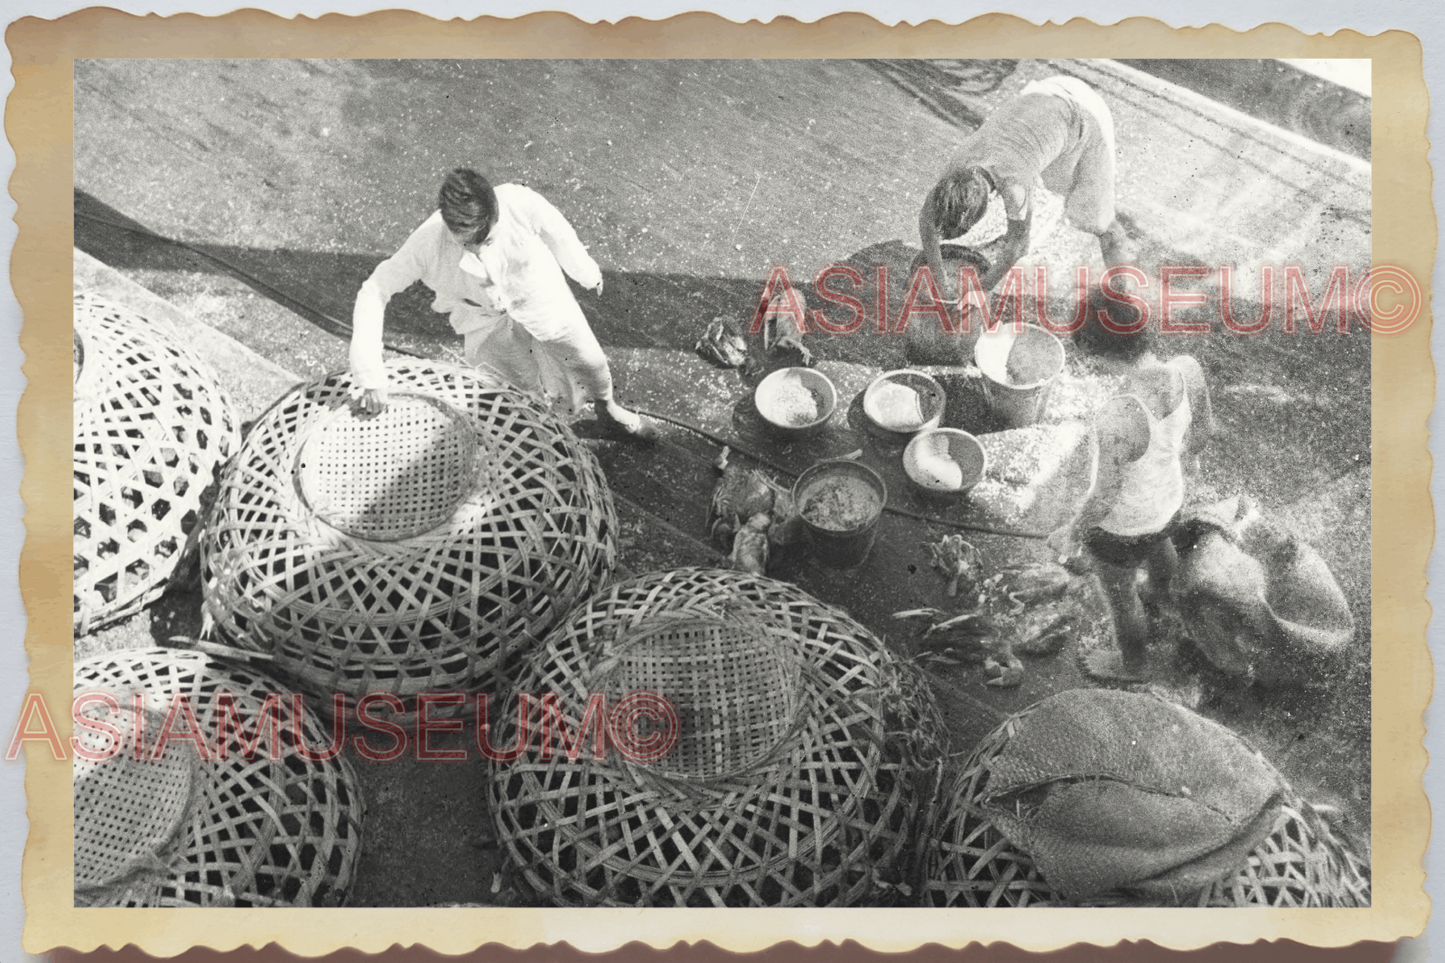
[349,168,653,439]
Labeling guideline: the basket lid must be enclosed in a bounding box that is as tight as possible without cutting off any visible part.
[73,705,198,897]
[295,394,480,541]
[593,614,804,780]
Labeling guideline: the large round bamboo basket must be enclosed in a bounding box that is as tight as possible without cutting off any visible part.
[73,293,239,636]
[489,568,944,907]
[73,647,364,907]
[920,693,1371,907]
[201,361,616,701]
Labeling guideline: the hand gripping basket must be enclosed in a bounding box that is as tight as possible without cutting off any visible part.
[74,293,239,635]
[488,567,945,907]
[920,689,1370,907]
[201,361,616,702]
[73,647,364,907]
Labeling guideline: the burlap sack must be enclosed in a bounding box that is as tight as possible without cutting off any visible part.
[979,689,1284,901]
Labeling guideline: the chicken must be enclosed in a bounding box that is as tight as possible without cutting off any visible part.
[928,535,983,598]
[695,316,749,369]
[907,609,1021,686]
[728,513,772,576]
[1014,612,1077,656]
[1006,563,1072,604]
[909,609,1023,688]
[708,446,780,548]
[765,487,804,552]
[903,558,1081,689]
[762,289,814,367]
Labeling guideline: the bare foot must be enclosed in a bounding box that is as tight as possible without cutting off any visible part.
[1082,648,1146,682]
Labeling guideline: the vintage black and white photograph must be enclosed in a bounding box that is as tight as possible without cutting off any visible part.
[70,56,1373,910]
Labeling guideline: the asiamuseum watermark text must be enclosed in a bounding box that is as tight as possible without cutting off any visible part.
[7,690,680,765]
[749,263,1422,336]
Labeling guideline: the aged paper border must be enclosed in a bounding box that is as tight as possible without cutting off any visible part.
[10,9,1433,956]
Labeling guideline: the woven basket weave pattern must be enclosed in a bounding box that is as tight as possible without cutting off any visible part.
[74,707,197,898]
[489,568,943,907]
[73,648,364,907]
[202,362,616,697]
[295,395,480,541]
[73,294,238,635]
[920,704,1371,908]
[597,616,805,778]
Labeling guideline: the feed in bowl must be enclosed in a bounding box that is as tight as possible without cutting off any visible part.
[756,368,836,431]
[862,370,945,435]
[800,475,882,531]
[904,429,986,495]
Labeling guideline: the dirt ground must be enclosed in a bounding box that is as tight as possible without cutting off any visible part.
[73,58,1373,906]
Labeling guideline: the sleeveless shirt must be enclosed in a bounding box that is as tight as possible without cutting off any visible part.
[1097,363,1192,537]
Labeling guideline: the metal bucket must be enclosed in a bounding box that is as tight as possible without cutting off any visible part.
[792,460,887,569]
[973,323,1065,429]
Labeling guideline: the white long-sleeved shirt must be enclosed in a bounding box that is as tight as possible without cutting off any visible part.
[350,183,603,391]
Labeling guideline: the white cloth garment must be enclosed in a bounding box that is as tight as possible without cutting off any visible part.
[1097,362,1192,538]
[350,183,611,416]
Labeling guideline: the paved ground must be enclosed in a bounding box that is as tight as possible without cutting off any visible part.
[73,58,1373,906]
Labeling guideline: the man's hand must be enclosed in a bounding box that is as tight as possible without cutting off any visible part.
[352,387,389,416]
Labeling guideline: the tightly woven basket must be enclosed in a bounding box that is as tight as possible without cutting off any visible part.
[74,293,238,635]
[920,695,1371,907]
[73,647,364,907]
[201,361,616,700]
[489,568,944,907]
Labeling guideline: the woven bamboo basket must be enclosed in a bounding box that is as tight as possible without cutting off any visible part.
[489,568,945,907]
[73,647,364,907]
[201,361,616,701]
[920,695,1371,908]
[74,293,239,636]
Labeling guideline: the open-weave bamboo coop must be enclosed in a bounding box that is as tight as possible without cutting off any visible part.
[201,361,616,700]
[489,567,944,907]
[73,647,364,907]
[920,689,1371,907]
[73,293,238,635]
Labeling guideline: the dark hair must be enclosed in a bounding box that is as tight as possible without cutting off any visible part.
[928,167,992,239]
[1075,291,1157,361]
[439,169,498,243]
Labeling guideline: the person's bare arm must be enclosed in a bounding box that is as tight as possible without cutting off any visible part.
[1050,396,1149,553]
[1172,355,1214,462]
[975,219,1029,293]
[977,180,1032,291]
[349,219,433,413]
[917,189,951,300]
